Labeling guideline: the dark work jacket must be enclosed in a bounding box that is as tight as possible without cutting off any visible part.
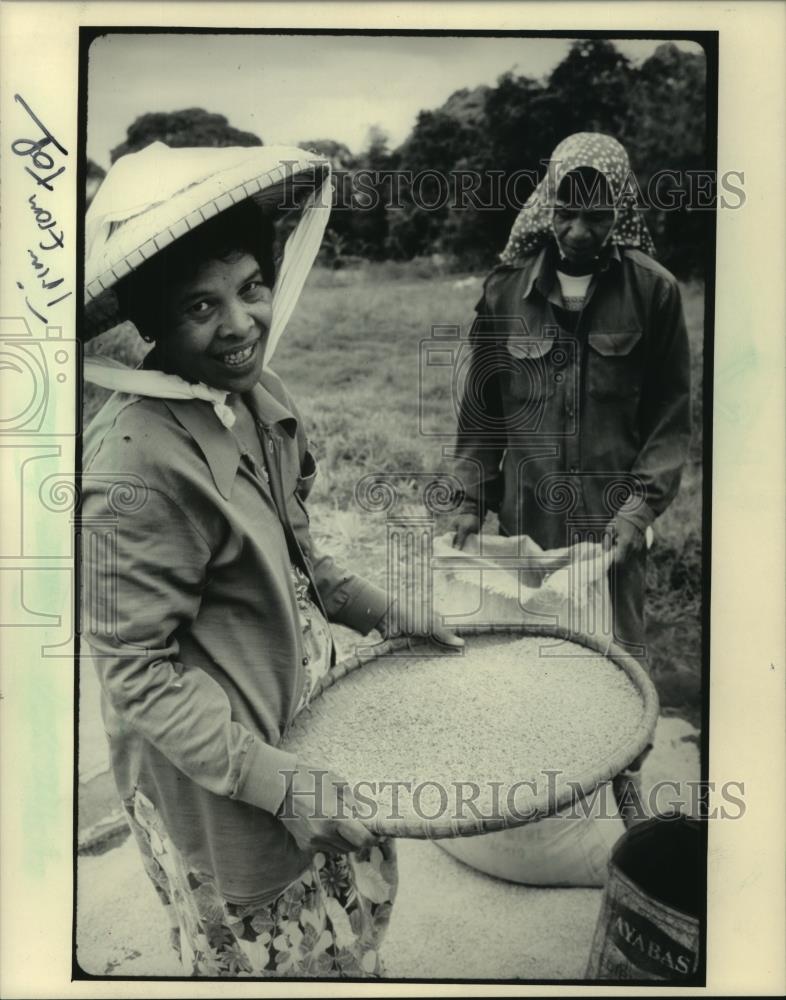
[454,243,692,549]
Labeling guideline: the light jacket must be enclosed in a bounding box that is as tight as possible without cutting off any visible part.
[80,367,390,904]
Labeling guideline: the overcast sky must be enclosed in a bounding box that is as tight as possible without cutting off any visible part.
[87,33,704,168]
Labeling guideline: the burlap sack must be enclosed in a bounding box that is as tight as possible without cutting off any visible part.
[432,531,624,886]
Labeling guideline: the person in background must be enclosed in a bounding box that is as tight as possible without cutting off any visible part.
[450,132,692,821]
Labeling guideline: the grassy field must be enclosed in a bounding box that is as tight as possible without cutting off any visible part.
[84,262,705,722]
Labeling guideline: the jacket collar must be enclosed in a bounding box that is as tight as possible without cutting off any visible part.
[249,371,299,435]
[161,369,298,500]
[521,242,622,301]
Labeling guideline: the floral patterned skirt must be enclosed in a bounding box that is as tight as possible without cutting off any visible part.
[124,788,398,978]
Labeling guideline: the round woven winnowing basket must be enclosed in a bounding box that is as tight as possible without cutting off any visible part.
[281,625,659,840]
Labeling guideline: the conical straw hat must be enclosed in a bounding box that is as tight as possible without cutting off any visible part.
[84,141,332,359]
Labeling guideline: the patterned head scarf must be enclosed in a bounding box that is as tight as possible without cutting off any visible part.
[500,132,656,264]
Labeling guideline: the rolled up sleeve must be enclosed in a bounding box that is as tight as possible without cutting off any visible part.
[310,558,391,634]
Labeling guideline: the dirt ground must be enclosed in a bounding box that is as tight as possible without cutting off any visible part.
[76,716,699,980]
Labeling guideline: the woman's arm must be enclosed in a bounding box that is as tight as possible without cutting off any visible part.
[81,481,296,815]
[618,276,693,533]
[291,448,462,647]
[267,376,392,636]
[452,292,507,536]
[276,374,461,645]
[288,447,392,634]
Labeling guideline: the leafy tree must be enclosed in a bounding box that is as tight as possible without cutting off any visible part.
[109,41,709,277]
[546,39,634,138]
[298,129,391,263]
[387,108,486,260]
[483,72,557,178]
[110,108,262,163]
[621,43,709,277]
[388,39,708,277]
[298,139,357,171]
[347,128,390,260]
[623,43,706,175]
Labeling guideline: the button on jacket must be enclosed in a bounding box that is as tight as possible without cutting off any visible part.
[80,367,390,905]
[454,244,692,550]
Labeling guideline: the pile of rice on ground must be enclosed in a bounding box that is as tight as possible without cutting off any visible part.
[282,633,649,833]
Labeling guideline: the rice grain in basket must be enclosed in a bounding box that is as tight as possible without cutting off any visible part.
[282,632,652,836]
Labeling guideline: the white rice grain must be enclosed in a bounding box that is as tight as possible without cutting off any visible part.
[282,634,645,827]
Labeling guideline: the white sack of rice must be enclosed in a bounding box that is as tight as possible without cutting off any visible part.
[282,633,652,836]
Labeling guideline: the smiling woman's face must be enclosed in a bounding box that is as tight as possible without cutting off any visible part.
[155,251,272,394]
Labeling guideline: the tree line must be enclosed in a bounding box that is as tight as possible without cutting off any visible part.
[90,40,710,278]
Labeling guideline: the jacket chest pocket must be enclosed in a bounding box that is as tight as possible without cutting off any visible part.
[295,450,318,503]
[503,336,580,434]
[504,336,559,406]
[587,328,643,400]
[294,449,318,523]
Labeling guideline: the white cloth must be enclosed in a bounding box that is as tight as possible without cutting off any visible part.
[262,183,329,366]
[83,355,237,428]
[433,531,614,641]
[556,270,592,311]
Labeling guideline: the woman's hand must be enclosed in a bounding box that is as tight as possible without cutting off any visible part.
[450,512,481,550]
[604,516,646,564]
[277,762,379,855]
[377,601,464,649]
